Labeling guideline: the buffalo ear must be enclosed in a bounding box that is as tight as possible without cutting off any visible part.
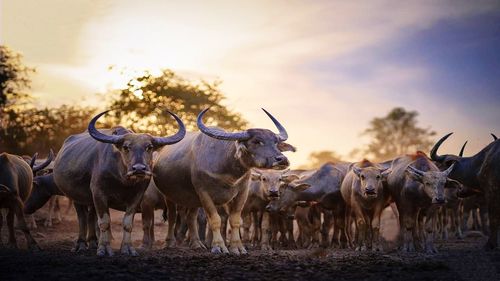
[278,142,296,152]
[251,171,262,181]
[291,183,310,191]
[445,178,461,189]
[281,174,300,183]
[405,168,422,181]
[381,168,391,178]
[235,141,248,159]
[352,166,362,176]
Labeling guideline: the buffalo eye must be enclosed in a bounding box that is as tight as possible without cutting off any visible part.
[360,174,365,180]
[262,177,267,182]
[146,144,153,152]
[122,145,130,153]
[376,175,381,180]
[252,139,264,146]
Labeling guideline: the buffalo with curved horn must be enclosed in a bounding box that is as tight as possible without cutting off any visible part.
[430,132,500,250]
[153,108,296,255]
[53,110,185,256]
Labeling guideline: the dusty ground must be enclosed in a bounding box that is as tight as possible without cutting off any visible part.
[1,201,500,281]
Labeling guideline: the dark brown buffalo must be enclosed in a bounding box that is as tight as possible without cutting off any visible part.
[53,110,185,256]
[0,151,52,250]
[431,132,500,249]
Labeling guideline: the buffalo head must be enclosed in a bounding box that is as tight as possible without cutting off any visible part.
[197,108,295,170]
[352,165,390,199]
[88,110,186,180]
[405,163,455,204]
[251,169,293,199]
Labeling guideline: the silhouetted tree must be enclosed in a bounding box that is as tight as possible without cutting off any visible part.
[353,107,436,161]
[0,45,34,108]
[104,69,247,135]
[299,150,342,169]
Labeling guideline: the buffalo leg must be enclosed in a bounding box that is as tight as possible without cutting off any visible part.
[87,206,98,249]
[227,188,249,255]
[424,208,439,253]
[72,203,88,252]
[93,191,113,257]
[197,190,228,254]
[0,210,3,246]
[165,200,177,248]
[141,200,155,250]
[260,212,272,250]
[6,209,16,248]
[45,196,55,227]
[12,197,40,250]
[485,200,498,250]
[197,208,207,242]
[187,207,206,249]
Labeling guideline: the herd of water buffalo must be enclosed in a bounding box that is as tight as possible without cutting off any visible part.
[1,108,499,258]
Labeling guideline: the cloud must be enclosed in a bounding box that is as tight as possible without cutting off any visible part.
[3,0,499,166]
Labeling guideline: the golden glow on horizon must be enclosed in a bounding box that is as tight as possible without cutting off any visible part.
[2,0,499,167]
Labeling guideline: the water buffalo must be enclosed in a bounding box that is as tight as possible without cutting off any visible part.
[386,152,459,253]
[241,169,294,250]
[0,151,52,250]
[266,162,351,248]
[430,132,500,249]
[153,108,295,254]
[341,160,391,251]
[53,110,185,256]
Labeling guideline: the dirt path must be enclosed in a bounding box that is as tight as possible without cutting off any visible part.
[1,204,500,281]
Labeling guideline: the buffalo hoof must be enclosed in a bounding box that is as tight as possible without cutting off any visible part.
[483,240,498,251]
[88,239,98,250]
[425,245,438,254]
[189,240,207,250]
[120,244,139,256]
[164,239,176,248]
[260,244,272,251]
[97,244,114,257]
[211,245,229,254]
[139,243,153,251]
[28,243,42,252]
[229,245,248,255]
[72,240,87,253]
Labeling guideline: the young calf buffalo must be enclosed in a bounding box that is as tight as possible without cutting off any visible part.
[341,160,391,251]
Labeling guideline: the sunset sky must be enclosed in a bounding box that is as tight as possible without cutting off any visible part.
[2,0,499,167]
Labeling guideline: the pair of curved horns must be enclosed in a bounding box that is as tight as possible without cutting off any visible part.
[197,108,288,142]
[30,149,54,174]
[88,110,186,146]
[431,132,498,161]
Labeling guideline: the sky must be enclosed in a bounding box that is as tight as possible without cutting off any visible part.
[1,0,500,167]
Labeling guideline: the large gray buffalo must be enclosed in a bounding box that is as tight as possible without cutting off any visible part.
[430,132,500,250]
[53,110,185,256]
[153,108,295,254]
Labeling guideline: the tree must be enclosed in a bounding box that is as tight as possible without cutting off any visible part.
[104,69,248,136]
[355,107,436,161]
[1,105,97,155]
[0,45,34,108]
[299,150,342,169]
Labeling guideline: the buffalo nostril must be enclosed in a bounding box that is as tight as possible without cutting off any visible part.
[132,164,147,172]
[275,155,286,162]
